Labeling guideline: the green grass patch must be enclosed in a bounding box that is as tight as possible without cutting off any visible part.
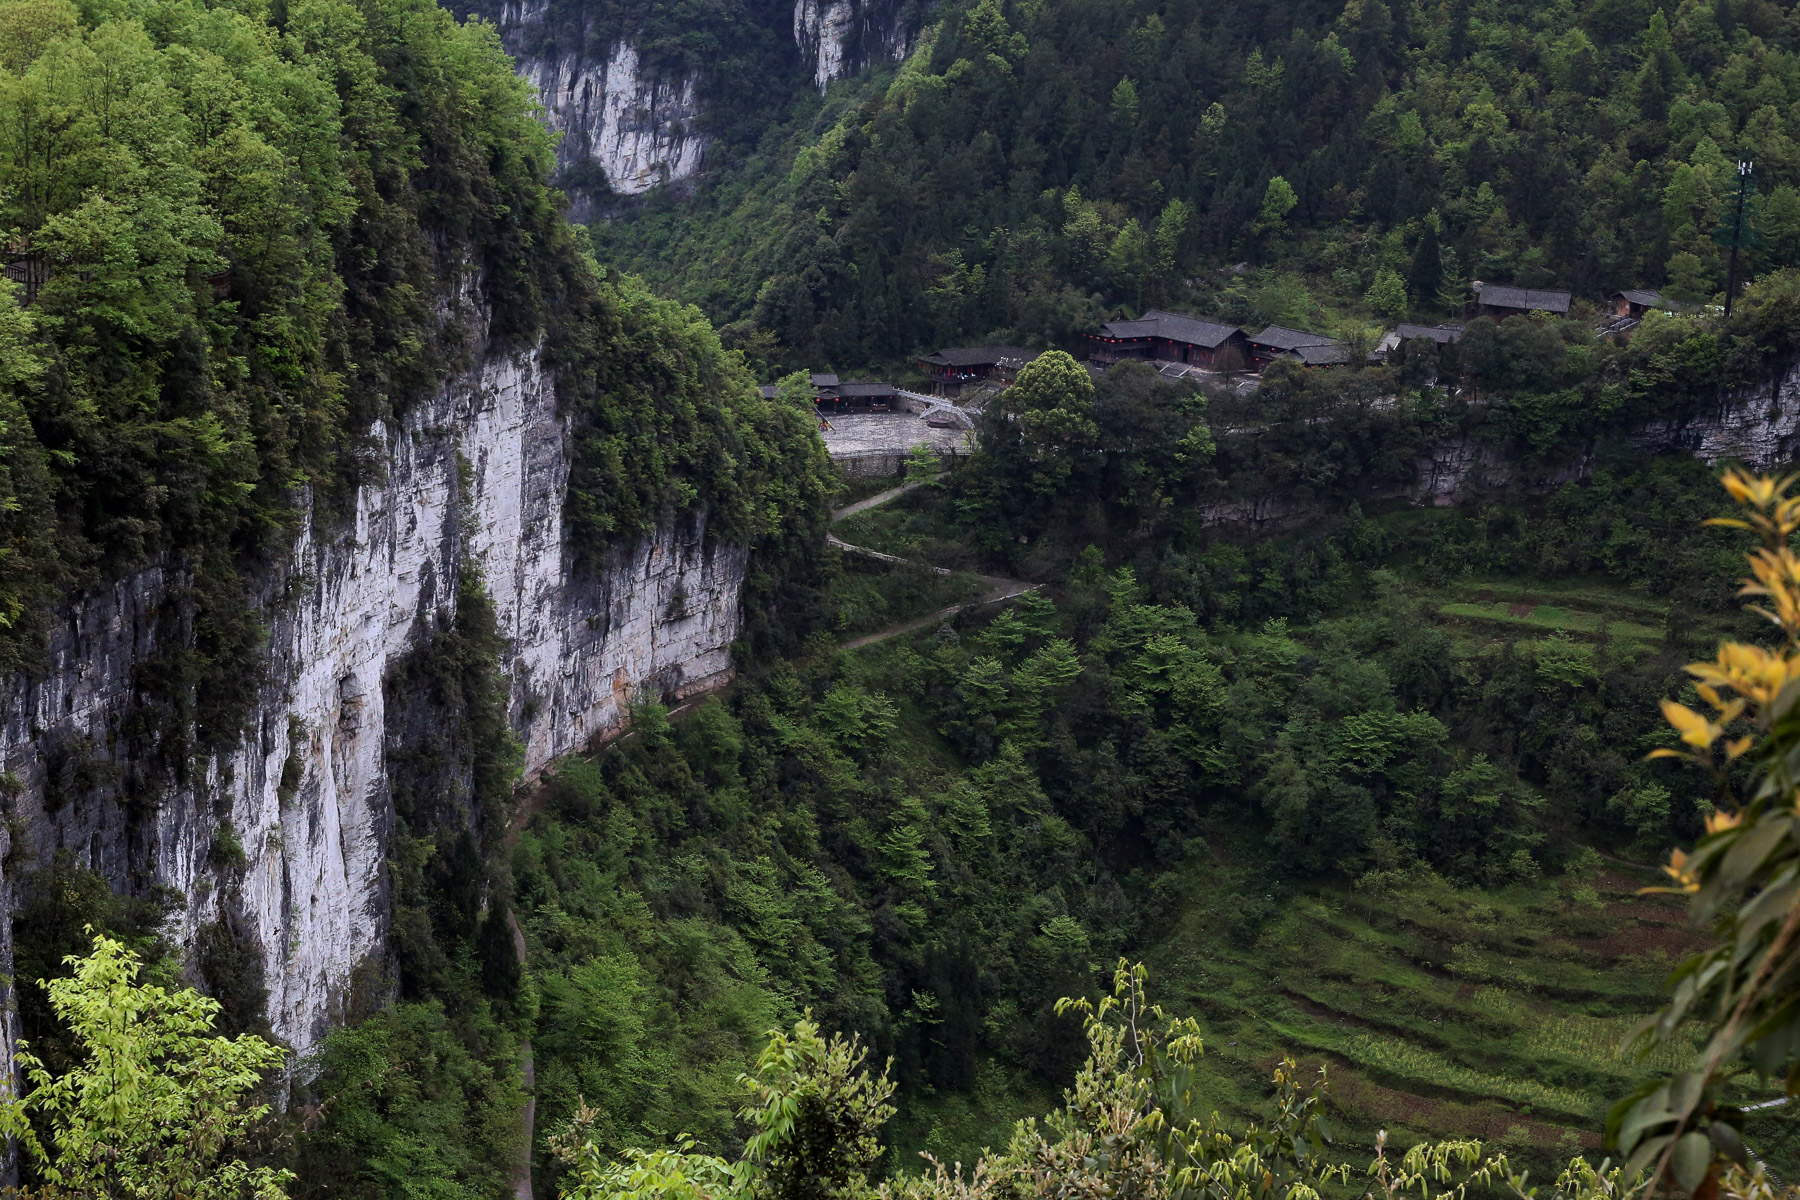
[1437,601,1661,644]
[1445,578,1674,621]
[1139,860,1756,1170]
[828,552,989,638]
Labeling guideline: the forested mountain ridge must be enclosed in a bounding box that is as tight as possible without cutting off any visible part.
[0,0,831,1107]
[0,0,823,678]
[592,0,1800,373]
[10,1,1800,1199]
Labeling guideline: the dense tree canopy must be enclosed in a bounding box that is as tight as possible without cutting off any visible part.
[0,0,832,756]
[596,0,1800,373]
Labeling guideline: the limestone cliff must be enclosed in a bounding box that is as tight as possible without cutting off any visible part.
[0,337,747,1066]
[793,0,916,91]
[502,0,705,214]
[482,0,923,212]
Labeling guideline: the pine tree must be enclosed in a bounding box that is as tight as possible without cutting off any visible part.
[1408,221,1443,312]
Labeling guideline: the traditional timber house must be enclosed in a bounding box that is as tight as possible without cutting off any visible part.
[1472,282,1573,319]
[1609,289,1666,319]
[1247,325,1340,369]
[1373,323,1465,358]
[1282,343,1352,367]
[825,381,899,412]
[759,376,900,412]
[918,346,1040,396]
[1085,310,1251,368]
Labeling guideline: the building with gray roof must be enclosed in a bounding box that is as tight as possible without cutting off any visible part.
[1474,283,1573,317]
[1086,310,1250,368]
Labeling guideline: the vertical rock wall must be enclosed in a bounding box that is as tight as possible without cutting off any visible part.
[793,0,854,90]
[489,0,922,209]
[501,0,705,208]
[0,341,746,1065]
[793,0,914,91]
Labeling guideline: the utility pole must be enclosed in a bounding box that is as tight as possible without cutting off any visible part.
[1725,159,1754,318]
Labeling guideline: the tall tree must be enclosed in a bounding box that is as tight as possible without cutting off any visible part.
[0,934,292,1200]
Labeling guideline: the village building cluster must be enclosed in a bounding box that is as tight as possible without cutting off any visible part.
[794,280,1680,468]
[906,281,1679,397]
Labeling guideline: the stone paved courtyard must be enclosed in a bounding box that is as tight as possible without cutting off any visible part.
[818,412,971,463]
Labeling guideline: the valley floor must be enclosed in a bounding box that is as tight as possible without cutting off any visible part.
[820,470,1800,1180]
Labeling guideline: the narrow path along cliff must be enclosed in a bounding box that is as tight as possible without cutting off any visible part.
[830,480,1040,650]
[502,688,722,1200]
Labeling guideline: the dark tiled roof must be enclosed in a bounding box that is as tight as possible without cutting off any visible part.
[810,372,840,388]
[1615,289,1664,308]
[1096,319,1160,339]
[836,381,898,397]
[920,345,1038,368]
[1477,284,1573,313]
[1250,324,1338,351]
[758,385,779,399]
[1096,310,1243,348]
[1291,343,1351,366]
[1396,322,1465,344]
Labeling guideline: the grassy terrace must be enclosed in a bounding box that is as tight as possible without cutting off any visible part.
[885,836,1749,1178]
[828,472,1800,1178]
[1434,578,1671,655]
[1147,861,1715,1148]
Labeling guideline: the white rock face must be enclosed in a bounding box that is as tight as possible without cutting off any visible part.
[502,0,703,197]
[1630,373,1800,464]
[0,340,745,1066]
[794,0,852,90]
[793,0,910,91]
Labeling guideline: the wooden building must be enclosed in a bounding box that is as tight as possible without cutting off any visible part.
[1085,310,1250,368]
[1280,343,1351,367]
[1472,283,1573,319]
[1247,325,1340,369]
[1373,323,1464,358]
[918,345,1040,396]
[823,381,899,412]
[759,376,900,412]
[1609,289,1666,319]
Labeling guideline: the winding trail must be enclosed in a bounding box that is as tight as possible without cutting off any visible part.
[832,480,924,521]
[830,481,1040,649]
[503,480,1032,1199]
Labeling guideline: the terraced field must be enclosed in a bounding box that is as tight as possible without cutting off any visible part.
[833,478,1799,1176]
[1145,862,1726,1154]
[1436,580,1670,652]
[885,863,1774,1179]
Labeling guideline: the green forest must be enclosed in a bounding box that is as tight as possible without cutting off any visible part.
[595,0,1800,375]
[7,1,1800,1200]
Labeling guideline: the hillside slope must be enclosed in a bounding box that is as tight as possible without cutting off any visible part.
[588,0,1800,372]
[0,0,829,1074]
